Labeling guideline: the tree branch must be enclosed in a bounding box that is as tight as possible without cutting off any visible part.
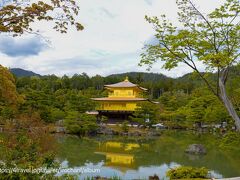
[188,0,219,53]
[160,37,218,96]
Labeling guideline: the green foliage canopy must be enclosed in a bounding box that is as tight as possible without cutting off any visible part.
[64,111,97,135]
[140,0,240,130]
[140,0,239,96]
[131,101,160,126]
[167,166,209,179]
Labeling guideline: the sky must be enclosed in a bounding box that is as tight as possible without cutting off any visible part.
[0,0,225,77]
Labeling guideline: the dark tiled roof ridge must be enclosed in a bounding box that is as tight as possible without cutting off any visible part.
[104,77,147,90]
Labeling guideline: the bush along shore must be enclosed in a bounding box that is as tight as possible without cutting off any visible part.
[48,122,162,137]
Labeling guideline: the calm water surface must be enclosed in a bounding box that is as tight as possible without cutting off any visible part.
[56,131,240,179]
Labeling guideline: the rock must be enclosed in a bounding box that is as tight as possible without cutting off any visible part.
[55,120,64,126]
[55,127,66,133]
[185,144,207,155]
[149,174,160,180]
[97,126,114,135]
[121,132,128,136]
[128,131,141,136]
[147,131,161,137]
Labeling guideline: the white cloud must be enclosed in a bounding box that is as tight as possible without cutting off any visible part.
[0,0,225,77]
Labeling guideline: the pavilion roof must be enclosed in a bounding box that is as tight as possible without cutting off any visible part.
[104,77,147,91]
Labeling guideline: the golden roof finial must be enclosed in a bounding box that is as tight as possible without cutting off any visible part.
[124,76,129,82]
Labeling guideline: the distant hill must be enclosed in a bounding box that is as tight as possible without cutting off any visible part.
[10,68,41,77]
[177,65,240,82]
[9,65,240,80]
[107,72,171,83]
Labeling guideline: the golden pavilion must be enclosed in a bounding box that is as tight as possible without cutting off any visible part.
[91,77,148,120]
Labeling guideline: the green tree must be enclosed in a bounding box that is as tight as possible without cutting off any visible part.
[50,108,65,122]
[232,88,240,115]
[19,89,53,120]
[0,65,24,123]
[0,65,22,107]
[61,75,71,89]
[1,107,15,120]
[64,111,97,136]
[131,102,160,127]
[100,115,108,124]
[91,75,104,90]
[140,0,240,130]
[182,94,230,126]
[64,90,96,113]
[121,120,129,132]
[158,91,191,111]
[159,88,231,128]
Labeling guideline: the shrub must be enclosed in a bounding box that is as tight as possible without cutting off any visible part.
[219,132,240,150]
[166,166,209,179]
[121,120,129,132]
[0,114,58,179]
[50,108,65,122]
[64,111,97,135]
[1,107,15,120]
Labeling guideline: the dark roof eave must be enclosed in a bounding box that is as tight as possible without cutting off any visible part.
[104,85,148,91]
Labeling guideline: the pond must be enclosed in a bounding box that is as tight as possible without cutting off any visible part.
[56,131,240,179]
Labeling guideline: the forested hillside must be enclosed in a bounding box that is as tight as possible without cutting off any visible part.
[1,65,240,131]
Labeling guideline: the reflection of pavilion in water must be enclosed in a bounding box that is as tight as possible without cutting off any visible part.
[95,141,142,172]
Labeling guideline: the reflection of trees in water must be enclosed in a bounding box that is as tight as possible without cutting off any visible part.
[134,132,240,177]
[56,132,240,177]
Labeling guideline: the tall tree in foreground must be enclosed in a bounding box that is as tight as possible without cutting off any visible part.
[140,0,240,130]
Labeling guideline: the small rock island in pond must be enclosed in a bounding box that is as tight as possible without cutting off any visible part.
[185,144,207,155]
